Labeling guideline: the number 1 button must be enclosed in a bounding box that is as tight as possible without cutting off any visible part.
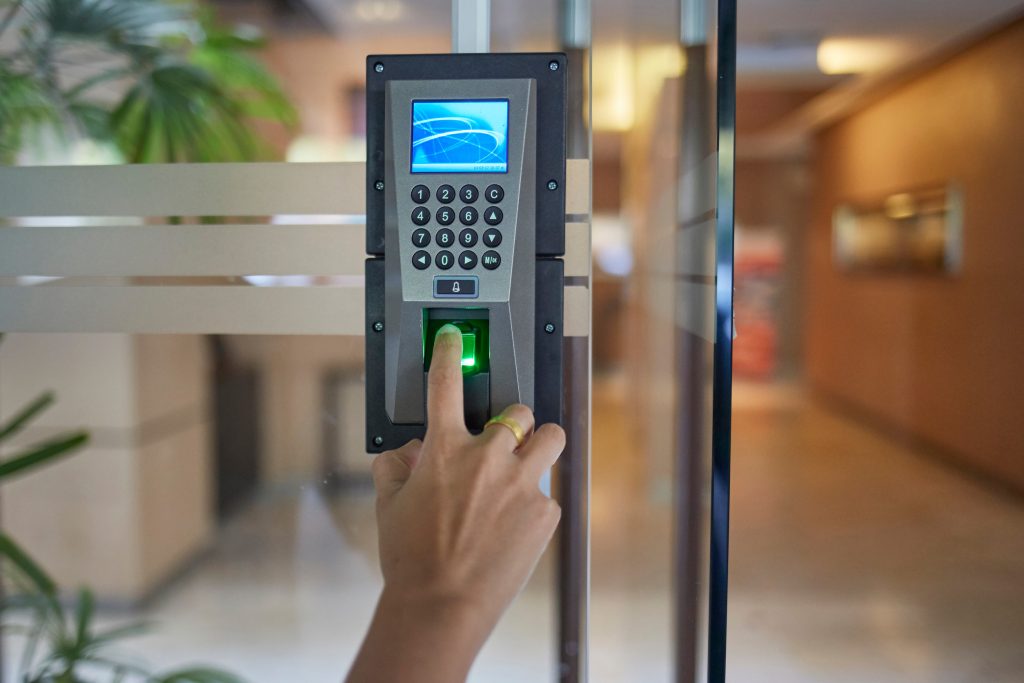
[411,185,430,204]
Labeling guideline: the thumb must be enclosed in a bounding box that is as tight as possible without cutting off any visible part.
[371,439,423,500]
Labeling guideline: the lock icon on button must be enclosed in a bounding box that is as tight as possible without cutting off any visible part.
[452,281,461,293]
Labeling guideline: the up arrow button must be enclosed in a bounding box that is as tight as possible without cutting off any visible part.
[484,207,503,226]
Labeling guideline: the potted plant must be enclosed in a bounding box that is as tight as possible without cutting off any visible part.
[0,0,297,165]
[1,385,245,682]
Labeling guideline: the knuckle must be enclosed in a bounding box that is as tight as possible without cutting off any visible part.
[539,497,562,525]
[505,403,535,421]
[546,499,562,522]
[428,430,464,451]
[545,424,567,451]
[370,452,392,477]
[539,421,565,440]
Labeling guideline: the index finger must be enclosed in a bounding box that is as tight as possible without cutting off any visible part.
[427,324,467,433]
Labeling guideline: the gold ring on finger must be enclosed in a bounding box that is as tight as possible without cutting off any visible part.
[484,414,527,448]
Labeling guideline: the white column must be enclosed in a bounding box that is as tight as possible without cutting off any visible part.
[452,0,490,53]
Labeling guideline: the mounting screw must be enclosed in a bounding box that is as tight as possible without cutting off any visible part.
[373,435,384,446]
[372,321,384,333]
[374,180,384,191]
[547,179,558,191]
[549,60,559,71]
[544,323,556,334]
[374,62,384,73]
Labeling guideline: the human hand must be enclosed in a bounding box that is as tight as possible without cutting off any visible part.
[375,322,564,624]
[347,324,564,683]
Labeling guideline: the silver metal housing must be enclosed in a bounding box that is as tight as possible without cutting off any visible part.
[383,78,538,424]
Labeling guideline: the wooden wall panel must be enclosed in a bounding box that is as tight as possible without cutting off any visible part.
[806,19,1024,490]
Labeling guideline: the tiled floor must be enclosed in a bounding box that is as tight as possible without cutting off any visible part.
[725,390,1024,683]
[5,379,1023,682]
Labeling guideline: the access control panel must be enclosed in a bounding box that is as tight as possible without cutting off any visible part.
[365,53,566,452]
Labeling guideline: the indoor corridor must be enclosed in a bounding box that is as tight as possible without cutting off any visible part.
[68,378,1023,683]
[3,1,1024,681]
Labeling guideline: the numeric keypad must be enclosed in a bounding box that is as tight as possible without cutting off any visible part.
[406,182,505,277]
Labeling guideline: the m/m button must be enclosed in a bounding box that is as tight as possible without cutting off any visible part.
[434,276,479,299]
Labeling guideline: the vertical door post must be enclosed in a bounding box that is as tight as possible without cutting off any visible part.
[452,0,490,53]
[558,1,591,681]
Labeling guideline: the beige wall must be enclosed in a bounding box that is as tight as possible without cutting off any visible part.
[1,334,212,603]
[806,19,1024,491]
[224,335,364,485]
[261,33,450,149]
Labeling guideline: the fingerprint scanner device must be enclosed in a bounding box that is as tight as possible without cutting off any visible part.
[365,53,566,452]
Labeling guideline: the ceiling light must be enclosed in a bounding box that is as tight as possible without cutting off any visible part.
[590,45,635,132]
[352,0,404,23]
[817,37,910,75]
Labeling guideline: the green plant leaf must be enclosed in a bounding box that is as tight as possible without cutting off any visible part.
[189,43,297,129]
[0,63,60,164]
[63,66,132,102]
[86,619,153,649]
[0,391,54,443]
[112,59,269,163]
[18,610,48,681]
[0,531,56,596]
[0,431,89,482]
[155,667,248,683]
[33,0,186,45]
[68,651,153,675]
[67,100,113,142]
[73,587,93,651]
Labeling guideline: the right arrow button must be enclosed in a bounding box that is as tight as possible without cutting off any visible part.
[459,251,478,270]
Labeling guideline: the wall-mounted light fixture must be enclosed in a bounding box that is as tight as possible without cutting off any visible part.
[833,184,963,274]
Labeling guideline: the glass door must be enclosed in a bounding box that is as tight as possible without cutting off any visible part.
[0,0,738,681]
[584,0,734,681]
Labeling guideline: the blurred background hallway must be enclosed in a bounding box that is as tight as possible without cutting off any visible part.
[3,0,1024,681]
[10,377,1016,682]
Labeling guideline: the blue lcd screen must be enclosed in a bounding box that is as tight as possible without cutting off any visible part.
[411,100,509,174]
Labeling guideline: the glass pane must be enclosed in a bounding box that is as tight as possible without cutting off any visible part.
[726,4,1024,683]
[588,0,731,681]
[0,4,574,682]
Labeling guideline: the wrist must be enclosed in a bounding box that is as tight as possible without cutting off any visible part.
[378,582,490,636]
[358,585,493,682]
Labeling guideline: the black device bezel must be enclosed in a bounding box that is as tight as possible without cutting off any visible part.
[364,52,567,453]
